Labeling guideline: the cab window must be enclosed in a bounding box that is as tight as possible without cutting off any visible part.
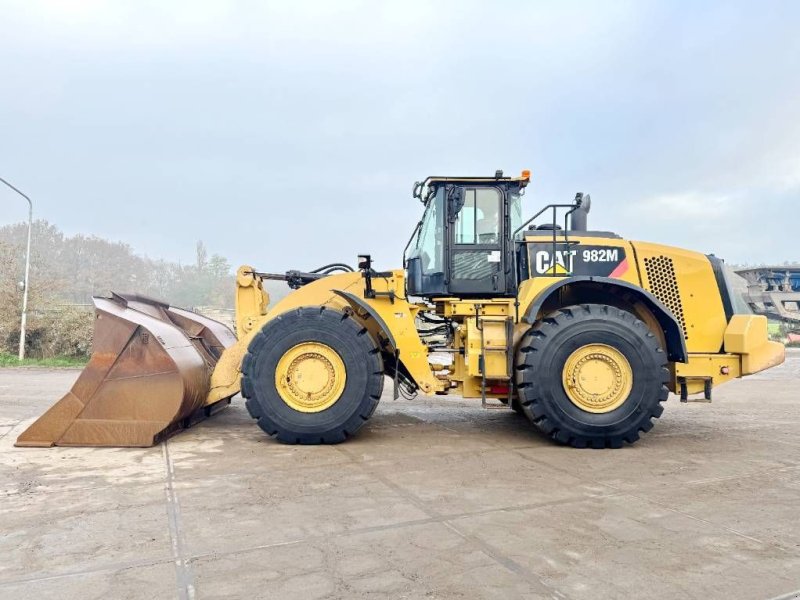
[454,188,501,244]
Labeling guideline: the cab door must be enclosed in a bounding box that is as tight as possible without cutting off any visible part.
[448,186,506,296]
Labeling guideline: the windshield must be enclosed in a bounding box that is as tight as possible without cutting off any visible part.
[409,186,444,274]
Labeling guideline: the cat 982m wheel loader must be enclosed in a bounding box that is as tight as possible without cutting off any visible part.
[16,170,785,449]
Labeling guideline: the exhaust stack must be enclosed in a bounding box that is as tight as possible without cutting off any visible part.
[570,193,591,231]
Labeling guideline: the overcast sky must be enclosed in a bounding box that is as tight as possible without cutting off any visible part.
[2,1,799,272]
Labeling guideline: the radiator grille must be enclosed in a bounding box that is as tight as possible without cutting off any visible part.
[644,256,688,340]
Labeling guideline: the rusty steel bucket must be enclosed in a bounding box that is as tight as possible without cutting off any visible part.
[15,293,237,448]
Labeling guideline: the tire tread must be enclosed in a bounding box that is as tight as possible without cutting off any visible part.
[515,303,669,449]
[241,306,383,445]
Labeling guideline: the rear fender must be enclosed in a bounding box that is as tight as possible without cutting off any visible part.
[522,277,688,363]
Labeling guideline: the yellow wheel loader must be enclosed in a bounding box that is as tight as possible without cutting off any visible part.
[16,170,785,449]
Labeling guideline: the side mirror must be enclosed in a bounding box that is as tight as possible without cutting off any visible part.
[447,187,464,223]
[412,181,423,201]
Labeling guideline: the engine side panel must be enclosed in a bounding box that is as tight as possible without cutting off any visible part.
[631,241,728,353]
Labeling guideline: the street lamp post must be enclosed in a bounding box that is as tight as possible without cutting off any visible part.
[0,178,33,361]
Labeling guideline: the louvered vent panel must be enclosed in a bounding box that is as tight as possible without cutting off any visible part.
[644,256,688,340]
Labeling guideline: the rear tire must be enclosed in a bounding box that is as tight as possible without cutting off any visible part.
[515,304,669,448]
[511,398,524,415]
[241,306,383,444]
[500,397,524,415]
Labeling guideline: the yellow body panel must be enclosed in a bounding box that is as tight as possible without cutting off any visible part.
[464,317,511,379]
[724,315,785,375]
[632,241,728,353]
[440,299,513,318]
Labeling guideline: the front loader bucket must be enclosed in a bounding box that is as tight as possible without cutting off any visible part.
[15,293,237,448]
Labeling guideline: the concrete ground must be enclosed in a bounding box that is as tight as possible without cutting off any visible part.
[1,352,799,600]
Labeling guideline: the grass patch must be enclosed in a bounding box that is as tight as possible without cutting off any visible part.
[0,353,87,368]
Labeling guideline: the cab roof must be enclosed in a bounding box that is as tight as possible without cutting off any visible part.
[413,170,530,201]
[424,170,530,186]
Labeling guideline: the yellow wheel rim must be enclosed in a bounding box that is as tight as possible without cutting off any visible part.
[275,342,347,413]
[562,343,633,413]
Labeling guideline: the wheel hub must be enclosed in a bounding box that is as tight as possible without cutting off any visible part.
[275,342,346,412]
[562,343,632,413]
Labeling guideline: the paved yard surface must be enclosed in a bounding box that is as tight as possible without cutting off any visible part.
[1,351,799,600]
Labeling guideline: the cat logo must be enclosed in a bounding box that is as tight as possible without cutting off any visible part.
[534,249,577,275]
[529,244,628,278]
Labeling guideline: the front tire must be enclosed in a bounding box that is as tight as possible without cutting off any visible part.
[515,304,669,448]
[241,306,383,444]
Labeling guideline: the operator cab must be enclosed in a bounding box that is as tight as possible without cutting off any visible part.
[405,170,527,297]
